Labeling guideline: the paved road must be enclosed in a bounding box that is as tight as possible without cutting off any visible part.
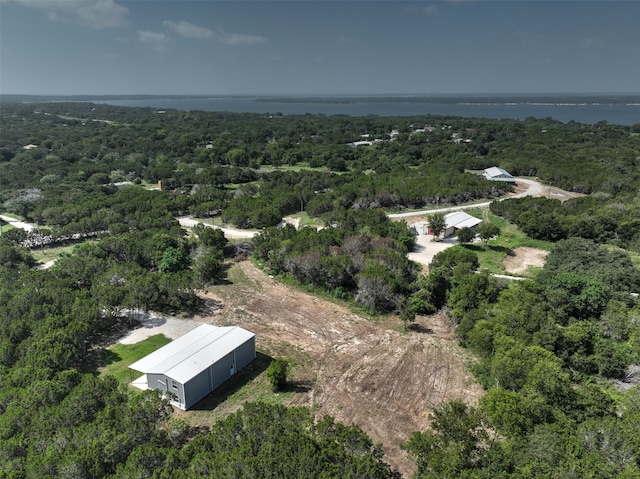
[176,216,258,239]
[389,177,545,219]
[0,214,35,231]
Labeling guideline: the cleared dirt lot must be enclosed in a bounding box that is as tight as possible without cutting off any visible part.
[188,261,484,476]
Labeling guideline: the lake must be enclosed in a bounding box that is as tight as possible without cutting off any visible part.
[97,96,639,125]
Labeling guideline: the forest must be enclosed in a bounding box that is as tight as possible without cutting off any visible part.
[1,101,639,478]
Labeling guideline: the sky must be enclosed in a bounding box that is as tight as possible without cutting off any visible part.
[1,0,638,96]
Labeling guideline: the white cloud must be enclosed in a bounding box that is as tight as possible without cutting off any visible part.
[5,0,129,29]
[213,28,267,45]
[138,30,171,52]
[164,20,213,39]
[160,19,266,45]
[338,35,355,44]
[138,30,170,45]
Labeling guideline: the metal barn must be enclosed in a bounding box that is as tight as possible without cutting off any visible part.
[482,166,516,183]
[129,324,256,410]
[443,211,483,238]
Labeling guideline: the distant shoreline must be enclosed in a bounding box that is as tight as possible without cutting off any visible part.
[2,94,638,125]
[2,93,639,106]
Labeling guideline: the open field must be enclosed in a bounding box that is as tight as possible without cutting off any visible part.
[30,243,76,264]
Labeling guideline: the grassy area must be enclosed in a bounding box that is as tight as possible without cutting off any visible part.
[0,212,23,220]
[461,209,553,276]
[30,243,77,263]
[285,211,323,228]
[99,334,172,385]
[0,223,15,235]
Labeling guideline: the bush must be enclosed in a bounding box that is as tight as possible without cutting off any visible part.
[265,358,288,392]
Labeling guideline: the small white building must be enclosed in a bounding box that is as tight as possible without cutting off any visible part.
[482,166,515,183]
[442,211,482,238]
[129,324,255,410]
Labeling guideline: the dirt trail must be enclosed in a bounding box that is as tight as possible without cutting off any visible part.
[194,261,484,476]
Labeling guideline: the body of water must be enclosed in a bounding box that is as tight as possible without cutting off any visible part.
[98,97,639,125]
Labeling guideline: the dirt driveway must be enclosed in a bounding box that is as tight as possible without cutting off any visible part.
[407,233,457,271]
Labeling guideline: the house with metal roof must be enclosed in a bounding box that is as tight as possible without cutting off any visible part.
[443,211,483,238]
[129,324,255,410]
[482,166,516,183]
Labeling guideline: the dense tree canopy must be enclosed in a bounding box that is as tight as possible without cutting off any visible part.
[1,101,639,478]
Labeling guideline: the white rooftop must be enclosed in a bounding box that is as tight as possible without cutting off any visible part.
[129,324,255,383]
[484,166,513,178]
[444,211,483,230]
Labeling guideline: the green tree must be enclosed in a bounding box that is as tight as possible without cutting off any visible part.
[265,358,289,392]
[402,400,488,478]
[477,221,500,248]
[396,296,416,332]
[158,247,190,274]
[456,226,476,244]
[193,223,227,250]
[428,212,446,240]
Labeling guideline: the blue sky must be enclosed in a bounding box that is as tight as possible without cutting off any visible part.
[1,0,638,95]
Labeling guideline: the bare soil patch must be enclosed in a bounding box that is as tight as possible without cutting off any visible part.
[503,246,548,275]
[192,261,484,476]
[513,178,585,201]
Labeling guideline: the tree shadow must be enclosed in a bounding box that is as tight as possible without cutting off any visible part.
[95,348,122,368]
[488,245,512,254]
[214,261,235,286]
[282,379,312,394]
[187,352,273,411]
[194,296,224,317]
[463,244,512,255]
[408,323,434,334]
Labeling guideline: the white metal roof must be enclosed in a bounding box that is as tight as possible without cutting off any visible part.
[129,324,255,383]
[484,166,514,178]
[444,211,482,230]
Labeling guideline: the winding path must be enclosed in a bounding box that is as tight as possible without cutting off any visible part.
[389,177,546,219]
[9,178,548,274]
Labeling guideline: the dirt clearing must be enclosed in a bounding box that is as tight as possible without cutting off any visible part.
[503,246,548,275]
[190,261,484,476]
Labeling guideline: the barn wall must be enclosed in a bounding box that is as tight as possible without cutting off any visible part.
[166,376,185,407]
[211,351,235,389]
[146,373,165,391]
[183,368,210,410]
[235,336,256,370]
